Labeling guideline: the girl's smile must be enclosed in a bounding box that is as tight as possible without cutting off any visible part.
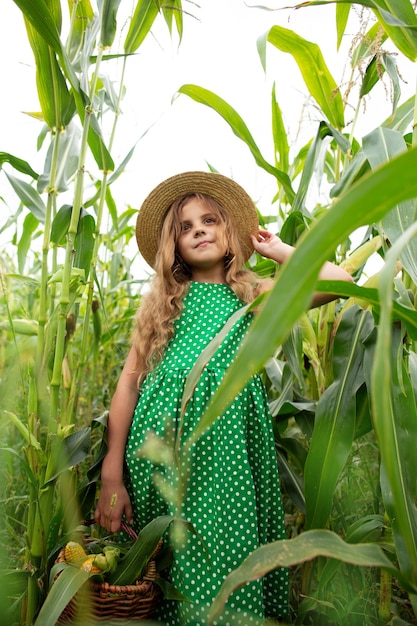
[177,198,228,281]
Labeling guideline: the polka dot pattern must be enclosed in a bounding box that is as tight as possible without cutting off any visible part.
[125,282,288,625]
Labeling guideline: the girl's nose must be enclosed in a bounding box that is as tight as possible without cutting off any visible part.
[194,227,205,237]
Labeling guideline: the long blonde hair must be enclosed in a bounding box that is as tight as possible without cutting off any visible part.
[133,193,268,385]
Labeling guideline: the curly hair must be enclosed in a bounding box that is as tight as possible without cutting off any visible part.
[132,193,270,386]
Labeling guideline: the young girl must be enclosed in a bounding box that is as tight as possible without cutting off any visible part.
[94,171,352,625]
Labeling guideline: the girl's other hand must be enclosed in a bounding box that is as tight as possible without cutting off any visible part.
[94,482,133,533]
[251,229,294,265]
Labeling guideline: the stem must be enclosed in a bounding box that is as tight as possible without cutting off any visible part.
[35,130,60,425]
[67,55,127,420]
[49,45,105,427]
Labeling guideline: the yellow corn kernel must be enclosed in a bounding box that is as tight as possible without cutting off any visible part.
[64,541,87,563]
[80,555,102,575]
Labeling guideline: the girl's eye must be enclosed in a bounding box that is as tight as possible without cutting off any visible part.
[205,217,215,224]
[182,224,191,232]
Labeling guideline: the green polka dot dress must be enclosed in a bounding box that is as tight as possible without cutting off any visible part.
[125,282,288,625]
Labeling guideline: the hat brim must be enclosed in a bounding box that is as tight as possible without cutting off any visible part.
[136,171,259,269]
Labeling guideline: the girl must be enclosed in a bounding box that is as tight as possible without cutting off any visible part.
[94,171,352,625]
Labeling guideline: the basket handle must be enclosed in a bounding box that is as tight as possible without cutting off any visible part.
[83,519,138,541]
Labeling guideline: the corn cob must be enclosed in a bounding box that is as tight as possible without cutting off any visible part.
[64,541,87,563]
[80,555,102,575]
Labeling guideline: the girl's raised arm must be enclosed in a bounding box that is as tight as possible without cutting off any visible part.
[94,346,141,532]
[251,229,353,307]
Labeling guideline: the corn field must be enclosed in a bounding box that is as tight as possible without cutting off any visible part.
[1,0,417,624]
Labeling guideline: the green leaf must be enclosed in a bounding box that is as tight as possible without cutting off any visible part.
[18,212,39,273]
[178,84,296,203]
[5,172,46,222]
[101,0,122,48]
[271,83,289,173]
[162,0,184,41]
[34,565,89,626]
[292,121,349,215]
[50,204,72,246]
[181,303,251,416]
[382,97,414,133]
[124,0,160,54]
[351,21,388,67]
[371,223,417,587]
[24,15,76,130]
[154,577,191,602]
[265,25,345,129]
[363,127,417,285]
[336,1,350,49]
[293,0,417,61]
[360,55,382,98]
[67,0,94,63]
[304,306,375,529]
[12,0,63,54]
[38,124,80,193]
[74,210,96,279]
[207,529,400,625]
[187,146,417,446]
[42,428,91,488]
[109,516,194,585]
[0,152,39,178]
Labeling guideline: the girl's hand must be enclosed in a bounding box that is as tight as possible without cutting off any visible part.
[94,481,133,533]
[251,229,294,265]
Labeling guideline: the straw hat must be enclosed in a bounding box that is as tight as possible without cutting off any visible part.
[136,171,259,269]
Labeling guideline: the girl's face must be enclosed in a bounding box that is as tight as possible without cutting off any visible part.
[176,198,228,281]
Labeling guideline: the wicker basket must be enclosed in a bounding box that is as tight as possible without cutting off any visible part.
[55,523,163,623]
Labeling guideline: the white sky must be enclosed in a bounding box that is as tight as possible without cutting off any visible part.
[1,0,415,275]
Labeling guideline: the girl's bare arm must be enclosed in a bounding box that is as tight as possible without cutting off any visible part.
[252,229,353,307]
[94,346,141,532]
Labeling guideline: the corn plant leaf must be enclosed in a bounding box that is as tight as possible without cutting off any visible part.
[186,146,417,446]
[271,83,290,174]
[18,212,39,273]
[12,0,63,53]
[302,279,417,340]
[100,0,122,48]
[0,447,39,491]
[381,53,401,113]
[42,428,91,488]
[74,210,96,279]
[34,565,89,626]
[180,303,251,416]
[336,1,350,49]
[370,223,417,586]
[384,95,414,132]
[292,0,417,61]
[0,152,39,178]
[292,121,349,215]
[154,577,191,601]
[360,55,382,98]
[124,0,160,53]
[304,306,375,529]
[178,84,296,203]
[13,0,114,172]
[207,529,400,625]
[262,25,345,129]
[108,515,196,585]
[5,172,46,222]
[51,204,72,246]
[38,123,80,193]
[24,16,76,130]
[162,0,184,40]
[67,0,94,63]
[351,21,388,67]
[276,446,306,513]
[363,127,417,286]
